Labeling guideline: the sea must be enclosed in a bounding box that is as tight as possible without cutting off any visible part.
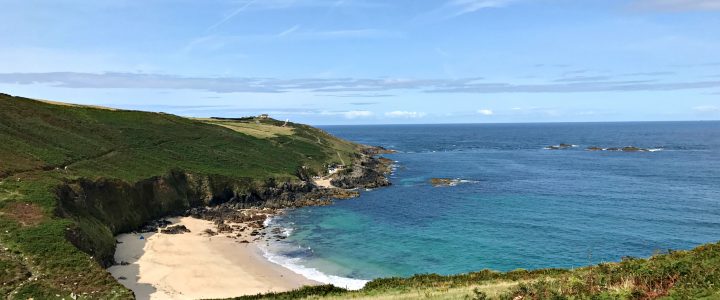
[260,121,720,290]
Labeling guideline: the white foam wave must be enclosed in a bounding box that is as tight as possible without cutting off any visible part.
[260,247,369,290]
[647,148,664,152]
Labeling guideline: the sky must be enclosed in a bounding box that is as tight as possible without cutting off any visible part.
[1,0,719,124]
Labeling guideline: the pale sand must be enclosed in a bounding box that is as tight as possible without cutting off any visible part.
[313,177,335,189]
[108,217,318,300]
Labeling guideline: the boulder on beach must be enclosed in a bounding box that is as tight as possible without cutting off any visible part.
[160,225,191,234]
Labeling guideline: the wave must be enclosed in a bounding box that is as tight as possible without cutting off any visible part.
[260,217,369,290]
[260,247,369,290]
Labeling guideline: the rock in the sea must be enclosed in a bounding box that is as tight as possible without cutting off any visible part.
[605,146,649,152]
[621,146,645,152]
[586,146,604,151]
[160,225,190,234]
[362,145,397,155]
[430,178,462,187]
[545,143,575,150]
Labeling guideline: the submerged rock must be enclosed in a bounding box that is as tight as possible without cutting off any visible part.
[431,178,472,187]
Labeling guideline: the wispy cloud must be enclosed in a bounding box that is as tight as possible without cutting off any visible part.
[2,72,720,94]
[320,110,374,119]
[693,105,720,113]
[205,0,384,31]
[385,111,427,118]
[207,0,258,31]
[448,0,519,16]
[321,94,394,98]
[416,0,518,22]
[348,101,380,105]
[632,0,720,11]
[553,76,614,83]
[277,25,301,37]
[184,28,399,52]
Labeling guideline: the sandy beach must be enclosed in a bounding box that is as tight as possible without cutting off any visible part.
[108,217,318,300]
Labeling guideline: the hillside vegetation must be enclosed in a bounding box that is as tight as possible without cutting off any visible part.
[232,242,720,300]
[0,93,361,299]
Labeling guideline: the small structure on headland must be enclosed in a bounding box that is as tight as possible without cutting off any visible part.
[327,163,345,175]
[257,114,269,119]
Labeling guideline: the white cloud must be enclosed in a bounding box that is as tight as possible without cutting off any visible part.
[336,110,374,119]
[477,109,494,115]
[633,0,720,11]
[693,105,720,113]
[384,111,427,118]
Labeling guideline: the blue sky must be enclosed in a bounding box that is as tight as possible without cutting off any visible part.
[1,0,719,124]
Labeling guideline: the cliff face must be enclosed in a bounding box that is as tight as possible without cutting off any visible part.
[55,154,392,268]
[53,171,314,266]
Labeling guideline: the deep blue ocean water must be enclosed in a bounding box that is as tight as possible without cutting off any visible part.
[262,122,720,288]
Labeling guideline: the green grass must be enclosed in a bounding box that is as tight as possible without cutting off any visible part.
[0,93,363,298]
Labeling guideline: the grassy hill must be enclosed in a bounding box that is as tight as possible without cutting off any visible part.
[0,93,362,299]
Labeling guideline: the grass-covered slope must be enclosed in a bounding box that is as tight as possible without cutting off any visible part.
[0,93,361,299]
[233,242,720,300]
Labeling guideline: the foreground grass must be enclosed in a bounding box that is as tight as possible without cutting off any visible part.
[230,242,720,300]
[0,93,362,298]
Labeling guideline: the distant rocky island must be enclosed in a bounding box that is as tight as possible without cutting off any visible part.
[429,178,479,187]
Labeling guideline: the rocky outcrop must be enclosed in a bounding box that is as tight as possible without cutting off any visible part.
[430,178,459,187]
[361,145,397,155]
[330,155,392,189]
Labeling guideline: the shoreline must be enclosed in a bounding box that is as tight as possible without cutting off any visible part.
[109,216,320,300]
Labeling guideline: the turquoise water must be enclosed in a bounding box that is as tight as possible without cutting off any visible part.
[263,122,720,287]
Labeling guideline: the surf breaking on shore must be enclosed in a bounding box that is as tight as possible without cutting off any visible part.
[259,216,370,291]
